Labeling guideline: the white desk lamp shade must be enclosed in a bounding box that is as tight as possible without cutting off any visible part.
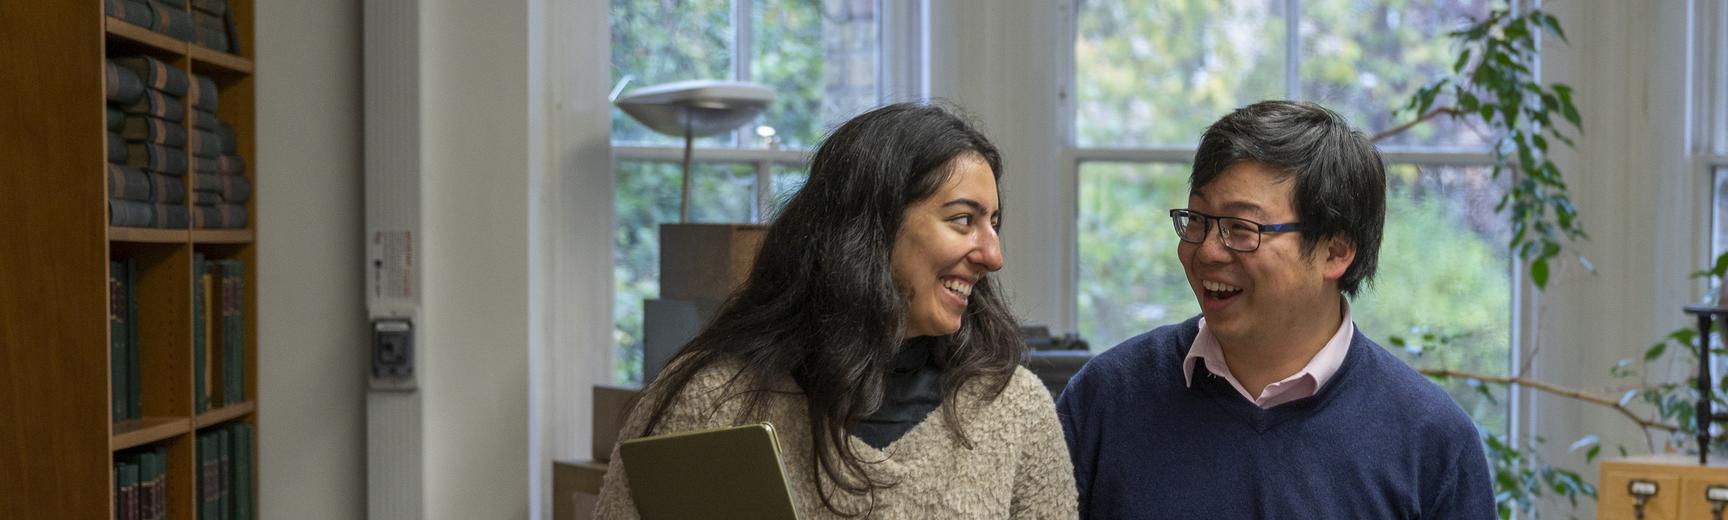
[615,80,777,223]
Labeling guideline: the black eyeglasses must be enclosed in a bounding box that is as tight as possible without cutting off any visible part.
[1168,209,1303,252]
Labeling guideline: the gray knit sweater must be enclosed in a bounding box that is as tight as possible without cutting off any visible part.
[593,362,1078,519]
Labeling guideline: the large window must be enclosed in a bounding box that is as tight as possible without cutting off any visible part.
[1072,0,1508,427]
[610,0,892,384]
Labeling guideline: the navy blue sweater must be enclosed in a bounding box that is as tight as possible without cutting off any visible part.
[1057,317,1494,519]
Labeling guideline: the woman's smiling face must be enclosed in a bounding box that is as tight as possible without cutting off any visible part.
[891,152,1005,338]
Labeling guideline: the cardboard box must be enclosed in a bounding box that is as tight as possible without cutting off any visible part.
[658,223,767,304]
[592,384,643,462]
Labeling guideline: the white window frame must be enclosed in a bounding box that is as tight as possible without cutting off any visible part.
[610,0,928,223]
[1060,0,1513,431]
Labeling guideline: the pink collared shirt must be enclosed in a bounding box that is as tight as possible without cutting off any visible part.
[1181,304,1355,409]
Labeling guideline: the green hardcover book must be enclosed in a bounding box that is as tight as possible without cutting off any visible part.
[137,451,155,520]
[110,260,127,423]
[108,105,126,131]
[222,259,245,402]
[199,433,216,520]
[109,164,153,203]
[217,429,230,520]
[193,191,221,206]
[111,55,190,97]
[202,268,218,409]
[121,90,186,127]
[189,128,221,158]
[104,59,145,104]
[126,259,141,421]
[121,115,188,148]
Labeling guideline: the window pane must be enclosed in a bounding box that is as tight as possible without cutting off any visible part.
[1075,0,1287,147]
[610,0,735,147]
[1353,164,1510,430]
[1715,168,1728,270]
[768,164,809,218]
[612,161,759,384]
[1076,161,1200,350]
[1301,0,1493,149]
[751,1,880,149]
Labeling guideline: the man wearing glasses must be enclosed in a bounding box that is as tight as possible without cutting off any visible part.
[1056,101,1493,518]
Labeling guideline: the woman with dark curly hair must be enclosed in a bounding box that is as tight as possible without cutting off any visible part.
[594,102,1076,518]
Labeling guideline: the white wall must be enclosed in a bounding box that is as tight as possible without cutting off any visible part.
[1529,2,1703,518]
[928,0,1073,331]
[256,1,368,519]
[419,0,533,518]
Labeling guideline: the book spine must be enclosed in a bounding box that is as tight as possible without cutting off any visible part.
[150,173,186,204]
[190,128,222,158]
[145,0,194,41]
[122,115,188,148]
[194,254,206,413]
[236,424,253,520]
[222,259,243,401]
[192,108,218,131]
[110,260,127,423]
[112,55,189,97]
[104,60,144,105]
[109,199,155,228]
[188,75,219,112]
[123,90,186,123]
[202,269,217,411]
[120,460,138,520]
[217,154,245,176]
[108,164,153,203]
[108,105,126,132]
[217,429,230,520]
[154,204,190,229]
[126,259,140,420]
[125,143,189,175]
[107,132,127,163]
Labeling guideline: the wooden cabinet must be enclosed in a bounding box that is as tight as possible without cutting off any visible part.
[1600,455,1728,520]
[0,1,258,517]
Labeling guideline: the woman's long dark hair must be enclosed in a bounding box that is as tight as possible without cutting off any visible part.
[634,102,1023,516]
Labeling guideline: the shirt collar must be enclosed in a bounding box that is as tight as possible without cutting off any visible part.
[1182,301,1356,408]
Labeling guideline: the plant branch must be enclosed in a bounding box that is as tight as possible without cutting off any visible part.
[1372,107,1466,143]
[1420,368,1682,434]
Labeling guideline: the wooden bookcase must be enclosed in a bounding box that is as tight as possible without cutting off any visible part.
[0,1,257,517]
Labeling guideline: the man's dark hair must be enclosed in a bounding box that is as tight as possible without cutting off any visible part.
[1191,100,1386,297]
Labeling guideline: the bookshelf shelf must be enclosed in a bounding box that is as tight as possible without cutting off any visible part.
[189,46,253,74]
[111,417,190,451]
[194,401,255,428]
[2,1,258,516]
[103,17,184,56]
[192,229,254,244]
[110,226,190,243]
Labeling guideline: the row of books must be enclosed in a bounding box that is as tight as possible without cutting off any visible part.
[109,255,249,424]
[198,423,256,520]
[105,54,251,229]
[196,255,247,412]
[110,259,142,423]
[113,445,170,520]
[104,0,242,55]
